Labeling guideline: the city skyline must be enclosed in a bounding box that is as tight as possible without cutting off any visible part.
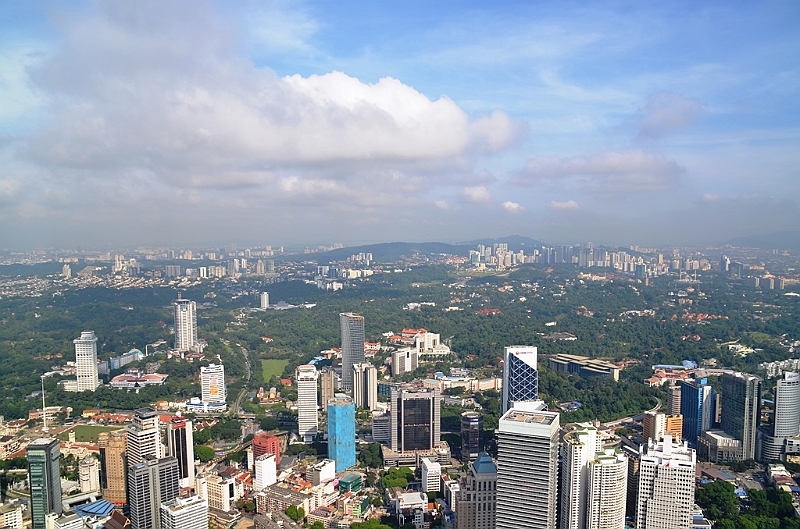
[0,1,798,249]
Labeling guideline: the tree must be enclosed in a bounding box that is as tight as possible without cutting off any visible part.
[285,505,304,522]
[350,520,393,529]
[696,480,740,520]
[310,523,325,529]
[194,445,215,463]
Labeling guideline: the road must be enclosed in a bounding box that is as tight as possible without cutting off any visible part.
[233,345,253,418]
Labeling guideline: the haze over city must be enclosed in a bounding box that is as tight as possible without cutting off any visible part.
[0,1,798,249]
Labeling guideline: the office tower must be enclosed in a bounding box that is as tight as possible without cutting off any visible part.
[460,412,483,462]
[260,292,269,309]
[372,410,390,443]
[160,496,208,529]
[586,448,628,529]
[200,364,227,411]
[167,416,195,488]
[635,435,696,529]
[421,457,441,493]
[296,365,319,443]
[252,432,281,467]
[340,312,365,392]
[327,396,356,472]
[128,456,180,529]
[622,445,640,519]
[204,474,237,512]
[392,349,418,376]
[389,388,441,453]
[496,407,559,529]
[98,430,127,504]
[62,264,71,279]
[453,453,497,529]
[352,363,378,410]
[79,455,100,493]
[559,426,600,529]
[721,372,761,460]
[126,408,161,466]
[73,331,100,392]
[501,346,539,414]
[667,384,682,415]
[679,377,715,447]
[320,367,336,413]
[173,297,198,351]
[760,372,800,462]
[643,411,683,443]
[27,438,62,529]
[254,454,277,491]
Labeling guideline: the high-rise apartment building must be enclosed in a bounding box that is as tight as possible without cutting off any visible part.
[128,456,180,529]
[421,457,441,493]
[200,364,227,411]
[327,396,356,472]
[559,426,601,529]
[260,292,269,310]
[78,455,100,493]
[252,432,281,467]
[643,411,683,443]
[73,331,100,392]
[679,377,715,447]
[296,365,319,443]
[167,416,195,488]
[320,367,336,413]
[453,453,497,529]
[389,388,441,453]
[173,297,198,351]
[340,312,365,393]
[27,438,62,529]
[501,346,539,414]
[98,430,127,504]
[667,384,682,415]
[126,408,161,467]
[392,349,418,376]
[635,435,696,529]
[721,372,761,460]
[160,495,208,529]
[460,412,483,462]
[585,448,628,529]
[496,406,559,529]
[352,363,378,410]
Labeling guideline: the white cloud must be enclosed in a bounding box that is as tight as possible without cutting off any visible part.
[502,201,524,213]
[0,179,22,204]
[460,186,492,203]
[435,200,451,210]
[549,200,580,210]
[702,193,722,202]
[636,92,706,140]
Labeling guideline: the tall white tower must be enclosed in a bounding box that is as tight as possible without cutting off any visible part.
[296,365,319,443]
[340,313,365,393]
[352,363,378,411]
[260,292,270,310]
[126,408,162,467]
[635,435,696,529]
[586,448,628,529]
[73,331,100,392]
[559,426,600,529]
[200,364,227,411]
[173,298,198,352]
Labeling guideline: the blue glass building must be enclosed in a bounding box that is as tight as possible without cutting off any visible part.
[327,396,356,472]
[680,377,715,447]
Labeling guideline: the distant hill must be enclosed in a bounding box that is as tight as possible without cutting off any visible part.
[725,231,800,251]
[289,241,475,263]
[461,235,548,248]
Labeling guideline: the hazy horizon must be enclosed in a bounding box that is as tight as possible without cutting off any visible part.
[1,1,798,249]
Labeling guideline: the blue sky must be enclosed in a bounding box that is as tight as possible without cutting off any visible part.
[0,1,798,249]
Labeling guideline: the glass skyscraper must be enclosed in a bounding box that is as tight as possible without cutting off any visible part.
[340,312,365,393]
[502,346,539,414]
[27,438,62,529]
[327,396,356,472]
[679,377,715,447]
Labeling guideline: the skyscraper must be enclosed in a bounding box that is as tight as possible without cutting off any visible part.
[252,432,281,467]
[160,495,208,529]
[27,438,62,529]
[173,297,198,352]
[340,312,365,393]
[128,456,180,529]
[352,363,378,410]
[453,453,498,529]
[200,364,227,411]
[759,372,800,462]
[98,430,127,505]
[460,411,483,462]
[389,387,441,453]
[126,408,161,467]
[559,426,600,529]
[585,448,628,529]
[327,396,356,472]
[167,416,195,488]
[73,330,100,392]
[254,454,277,491]
[501,346,539,414]
[320,367,336,413]
[643,411,683,443]
[635,435,696,529]
[721,372,762,460]
[260,292,269,310]
[496,406,559,529]
[679,377,715,447]
[296,364,319,443]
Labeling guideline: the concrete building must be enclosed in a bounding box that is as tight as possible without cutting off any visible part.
[352,363,378,411]
[173,297,198,352]
[340,313,365,393]
[548,354,620,382]
[559,426,601,529]
[205,474,237,512]
[260,292,270,310]
[252,432,281,468]
[27,438,62,529]
[389,387,441,453]
[126,408,161,466]
[667,384,682,415]
[585,448,627,529]
[758,372,800,462]
[161,495,208,529]
[698,430,743,463]
[98,430,127,504]
[296,365,319,443]
[421,457,441,493]
[501,346,539,414]
[635,435,696,529]
[78,455,100,493]
[320,367,336,413]
[392,349,419,377]
[128,456,180,529]
[167,416,195,488]
[453,453,497,529]
[460,412,483,462]
[254,454,277,491]
[200,364,227,412]
[327,396,356,472]
[496,406,559,529]
[73,331,100,392]
[643,411,683,443]
[371,411,390,443]
[721,372,761,460]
